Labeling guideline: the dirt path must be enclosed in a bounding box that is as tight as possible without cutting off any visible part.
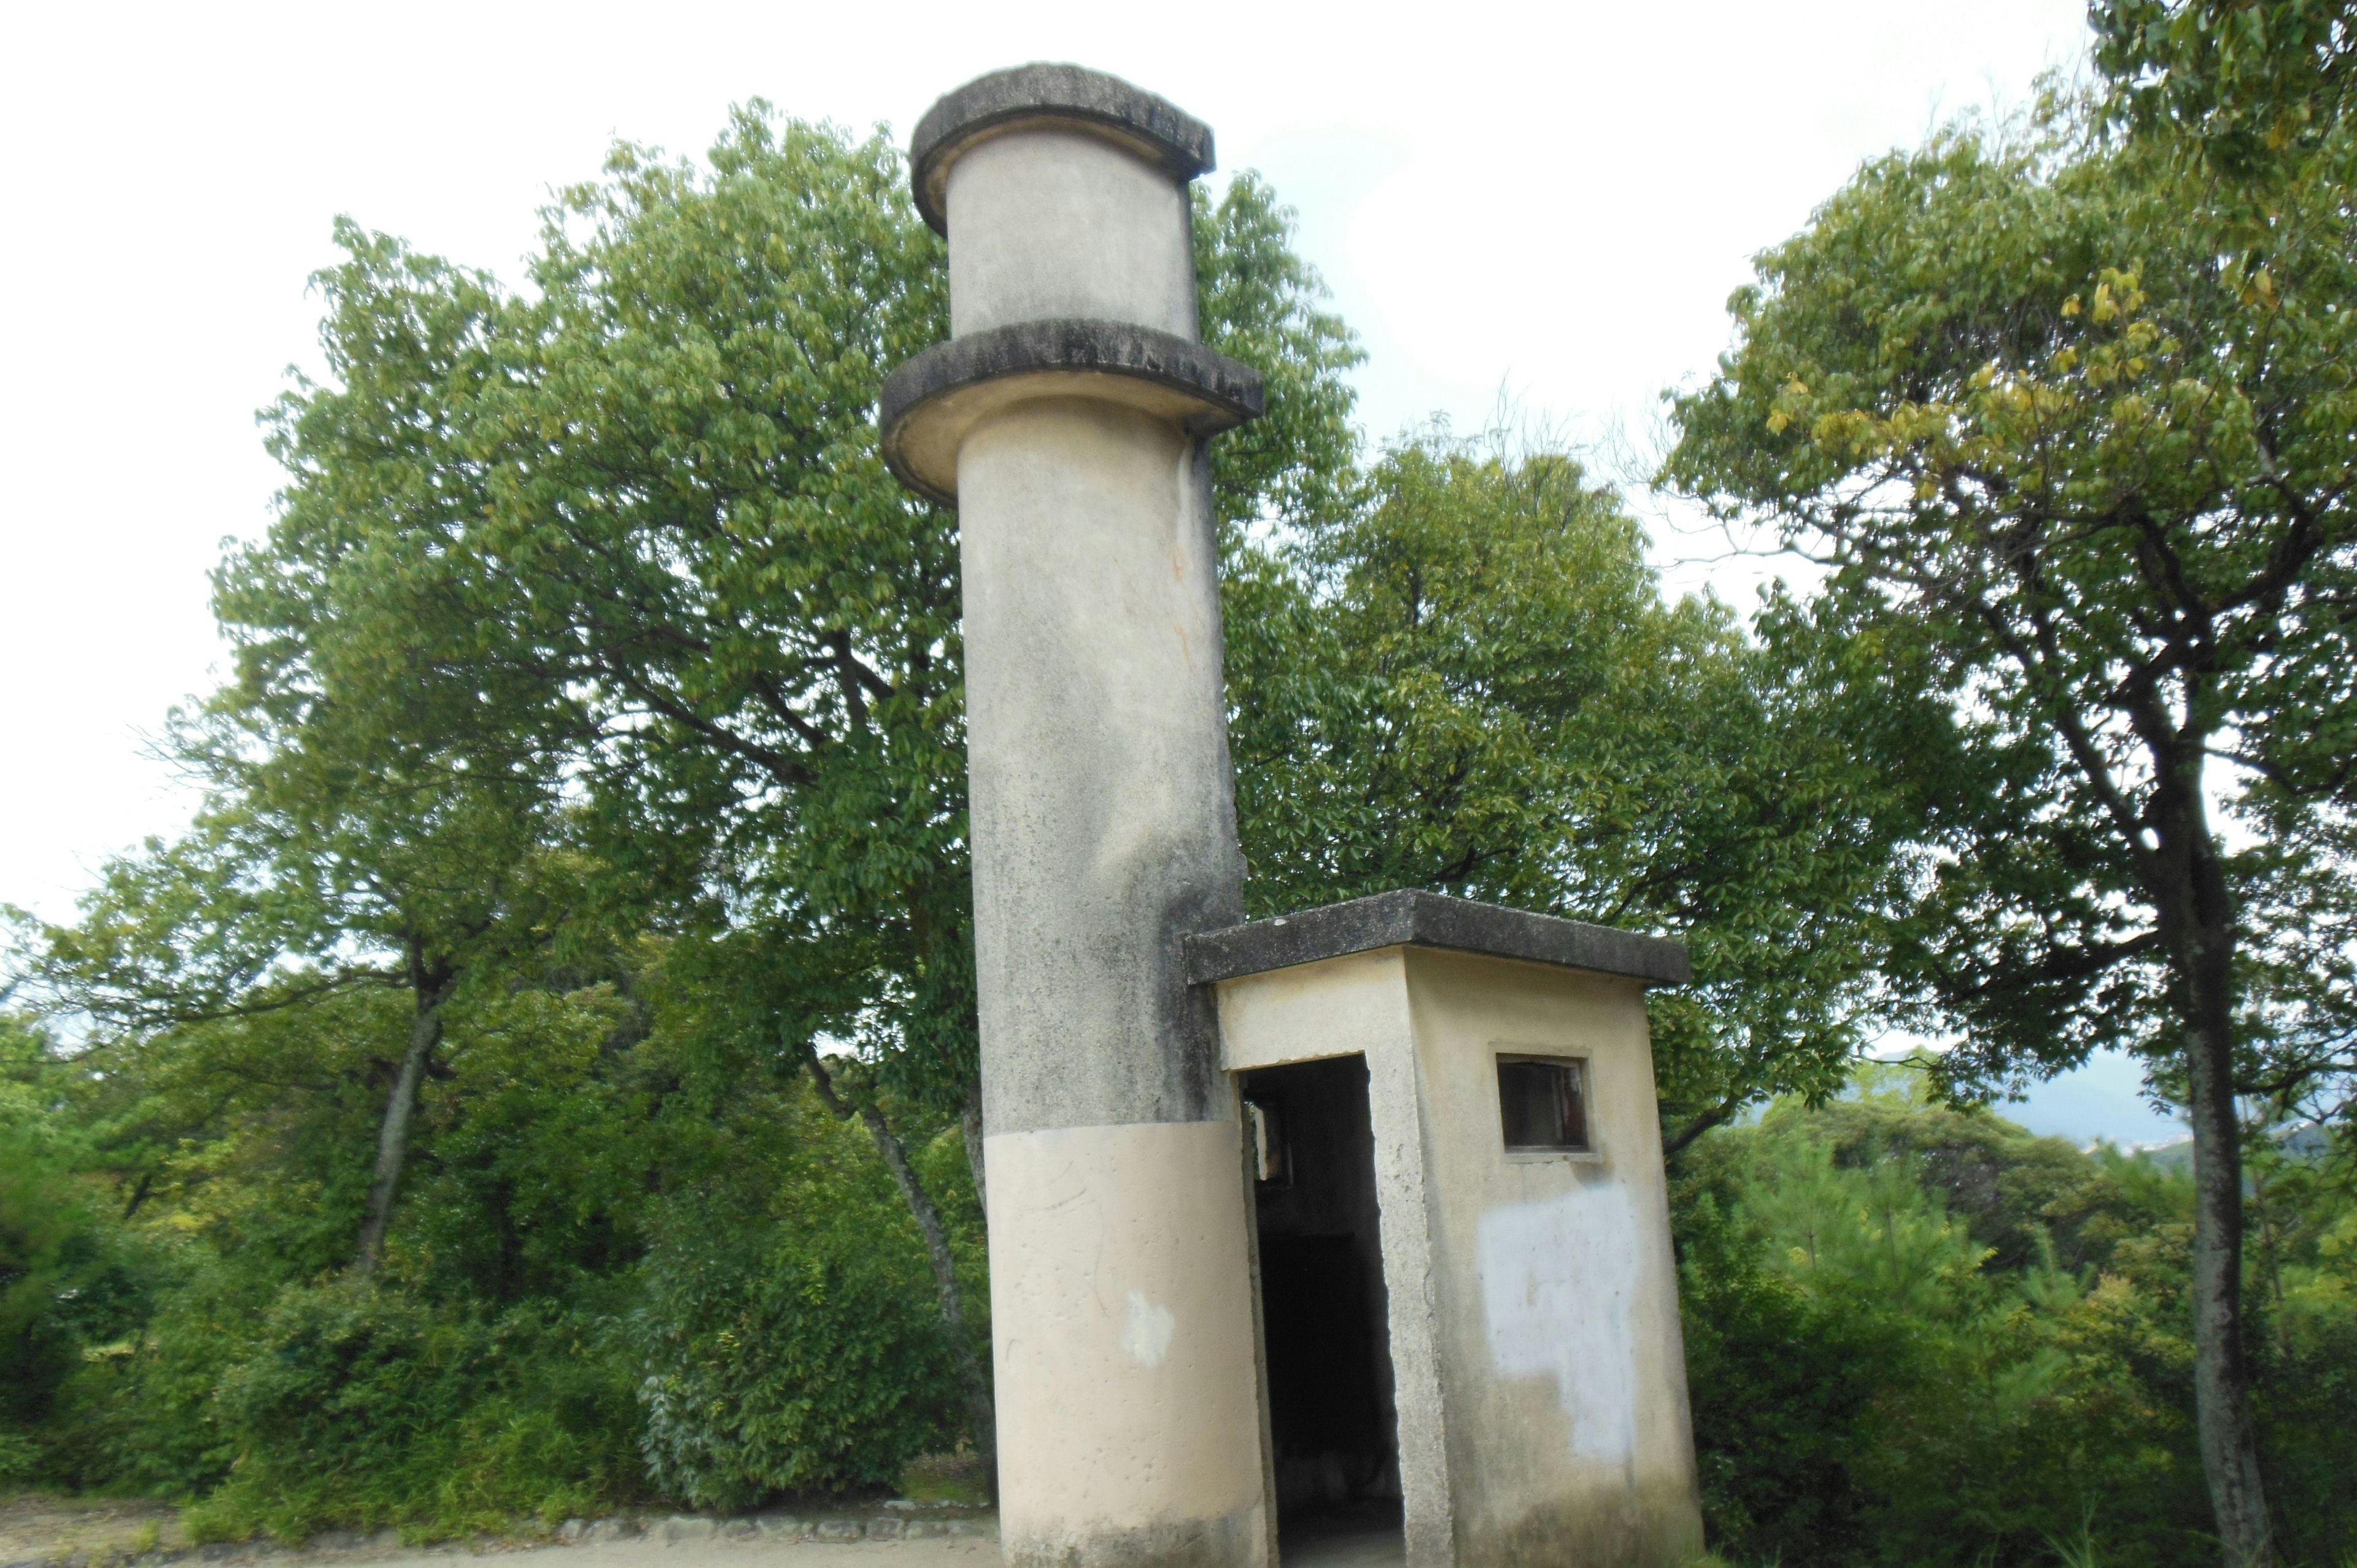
[424,1540,996,1568]
[0,1501,993,1568]
[0,1499,1402,1568]
[1,1496,186,1567]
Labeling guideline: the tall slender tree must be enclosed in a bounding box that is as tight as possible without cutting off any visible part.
[1663,83,2357,1563]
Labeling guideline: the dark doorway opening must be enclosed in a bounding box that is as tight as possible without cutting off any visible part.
[1242,1054,1403,1561]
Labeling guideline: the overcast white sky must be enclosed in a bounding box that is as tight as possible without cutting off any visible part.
[0,0,2180,1141]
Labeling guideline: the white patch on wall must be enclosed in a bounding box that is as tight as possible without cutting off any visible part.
[1478,1183,1641,1464]
[1120,1290,1176,1367]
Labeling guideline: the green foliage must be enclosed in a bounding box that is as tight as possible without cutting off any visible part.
[1193,172,1364,532]
[1676,1079,2357,1567]
[633,1194,962,1508]
[0,1431,34,1488]
[4,919,991,1529]
[622,1002,982,1509]
[0,1017,159,1478]
[184,1283,636,1542]
[2094,0,2357,174]
[1659,87,2357,1119]
[40,1257,256,1499]
[1226,436,1932,1137]
[1678,1238,1898,1564]
[1661,79,2357,1557]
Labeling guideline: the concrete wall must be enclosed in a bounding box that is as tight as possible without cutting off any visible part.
[1213,947,1704,1568]
[987,1120,1268,1566]
[1401,949,1703,1568]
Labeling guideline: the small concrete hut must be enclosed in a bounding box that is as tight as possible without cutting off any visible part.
[878,63,1705,1568]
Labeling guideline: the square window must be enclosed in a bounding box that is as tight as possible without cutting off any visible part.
[1496,1055,1590,1153]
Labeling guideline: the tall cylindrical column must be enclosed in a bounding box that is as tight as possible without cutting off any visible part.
[880,65,1271,1568]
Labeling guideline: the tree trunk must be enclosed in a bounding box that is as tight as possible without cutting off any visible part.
[2154,777,2274,1567]
[859,1103,998,1483]
[961,1081,988,1222]
[2181,946,2274,1566]
[354,943,454,1276]
[803,1050,997,1486]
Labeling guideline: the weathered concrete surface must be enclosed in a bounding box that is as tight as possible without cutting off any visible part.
[946,131,1198,339]
[985,1121,1266,1564]
[1185,889,1691,990]
[879,321,1261,506]
[1212,936,1705,1568]
[959,395,1242,1135]
[909,63,1213,234]
[1404,949,1703,1568]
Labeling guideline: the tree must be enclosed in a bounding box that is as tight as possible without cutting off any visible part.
[30,670,578,1276]
[2093,0,2357,174]
[1225,434,1932,1149]
[21,198,608,1278]
[234,107,1363,1469]
[1662,90,2357,1564]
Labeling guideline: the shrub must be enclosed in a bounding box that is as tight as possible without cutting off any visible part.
[632,1195,964,1509]
[1674,1083,2356,1567]
[1679,1253,1897,1563]
[0,1430,37,1488]
[187,1281,638,1542]
[36,1255,253,1497]
[1,1015,165,1487]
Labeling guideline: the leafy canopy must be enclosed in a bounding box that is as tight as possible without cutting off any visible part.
[1662,100,2357,1116]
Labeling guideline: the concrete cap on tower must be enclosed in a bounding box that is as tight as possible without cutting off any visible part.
[880,319,1263,504]
[910,63,1217,234]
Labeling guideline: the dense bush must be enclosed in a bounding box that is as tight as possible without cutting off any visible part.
[1,1019,160,1458]
[37,1256,252,1498]
[184,1284,637,1542]
[633,1206,964,1509]
[1676,1073,2357,1567]
[0,967,982,1537]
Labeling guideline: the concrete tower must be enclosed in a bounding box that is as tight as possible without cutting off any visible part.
[880,64,1272,1568]
[881,61,1706,1568]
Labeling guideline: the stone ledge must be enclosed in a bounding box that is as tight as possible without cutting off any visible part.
[879,319,1263,505]
[1183,888,1692,989]
[910,63,1215,234]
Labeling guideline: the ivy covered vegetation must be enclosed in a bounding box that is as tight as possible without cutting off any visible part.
[5,3,2356,1564]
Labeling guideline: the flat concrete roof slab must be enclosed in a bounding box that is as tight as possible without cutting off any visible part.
[1183,889,1691,989]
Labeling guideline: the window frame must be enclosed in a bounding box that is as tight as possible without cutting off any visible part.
[1492,1049,1601,1162]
